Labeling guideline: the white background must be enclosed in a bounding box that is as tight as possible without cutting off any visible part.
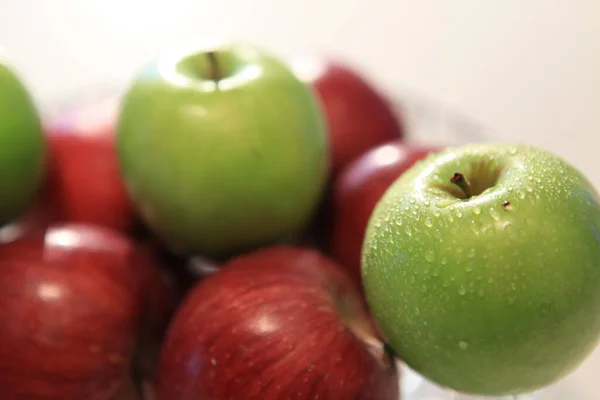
[1,1,599,398]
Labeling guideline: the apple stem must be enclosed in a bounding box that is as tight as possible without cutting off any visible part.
[450,172,473,199]
[206,51,222,82]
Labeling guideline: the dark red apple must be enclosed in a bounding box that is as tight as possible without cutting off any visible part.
[42,94,135,232]
[291,57,405,175]
[329,141,441,283]
[157,246,398,400]
[0,223,176,399]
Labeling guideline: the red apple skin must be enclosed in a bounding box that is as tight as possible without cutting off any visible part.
[291,57,405,175]
[43,95,135,232]
[329,141,441,284]
[0,223,176,399]
[157,246,398,400]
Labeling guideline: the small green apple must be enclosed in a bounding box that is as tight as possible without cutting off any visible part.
[0,61,46,226]
[362,143,600,396]
[117,42,328,257]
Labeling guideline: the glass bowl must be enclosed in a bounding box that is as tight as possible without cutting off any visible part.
[44,83,592,400]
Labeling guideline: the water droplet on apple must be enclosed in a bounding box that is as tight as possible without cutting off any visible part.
[535,177,541,183]
[424,217,433,228]
[465,266,473,272]
[518,191,526,199]
[384,214,391,222]
[509,147,518,155]
[424,200,431,206]
[490,209,501,221]
[450,276,456,281]
[448,214,455,222]
[458,286,466,295]
[508,297,515,305]
[374,220,382,228]
[456,210,464,218]
[467,248,476,258]
[415,308,420,316]
[473,207,481,215]
[395,219,403,226]
[441,257,448,265]
[405,227,412,236]
[458,340,469,349]
[410,198,416,204]
[507,186,514,192]
[410,276,415,283]
[432,270,440,276]
[526,186,533,193]
[478,289,485,297]
[421,285,428,293]
[425,249,435,263]
[433,210,441,217]
[443,281,450,287]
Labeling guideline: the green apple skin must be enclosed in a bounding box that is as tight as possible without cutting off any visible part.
[362,143,600,396]
[0,62,46,226]
[117,42,328,257]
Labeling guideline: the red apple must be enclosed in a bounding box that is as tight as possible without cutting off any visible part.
[42,94,135,232]
[157,246,398,400]
[0,223,176,399]
[291,57,405,175]
[329,141,441,284]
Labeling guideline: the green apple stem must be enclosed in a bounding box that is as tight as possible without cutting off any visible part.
[206,51,222,82]
[450,172,473,199]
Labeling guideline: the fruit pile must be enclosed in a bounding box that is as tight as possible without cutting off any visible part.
[1,41,599,400]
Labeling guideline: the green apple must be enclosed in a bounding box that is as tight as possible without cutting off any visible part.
[117,42,328,257]
[362,143,600,396]
[0,61,46,226]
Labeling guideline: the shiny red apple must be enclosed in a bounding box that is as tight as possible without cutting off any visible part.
[329,141,441,283]
[0,223,176,399]
[291,56,405,175]
[157,246,398,400]
[42,94,135,232]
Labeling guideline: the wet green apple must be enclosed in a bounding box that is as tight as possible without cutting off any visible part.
[362,143,600,396]
[0,61,46,226]
[117,42,329,257]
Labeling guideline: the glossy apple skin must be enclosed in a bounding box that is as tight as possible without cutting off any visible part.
[0,62,46,226]
[363,143,600,396]
[0,224,175,399]
[157,246,398,400]
[291,57,404,175]
[43,95,135,232]
[329,141,440,283]
[117,42,329,258]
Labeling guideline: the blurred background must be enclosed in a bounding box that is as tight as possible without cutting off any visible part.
[1,1,599,397]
